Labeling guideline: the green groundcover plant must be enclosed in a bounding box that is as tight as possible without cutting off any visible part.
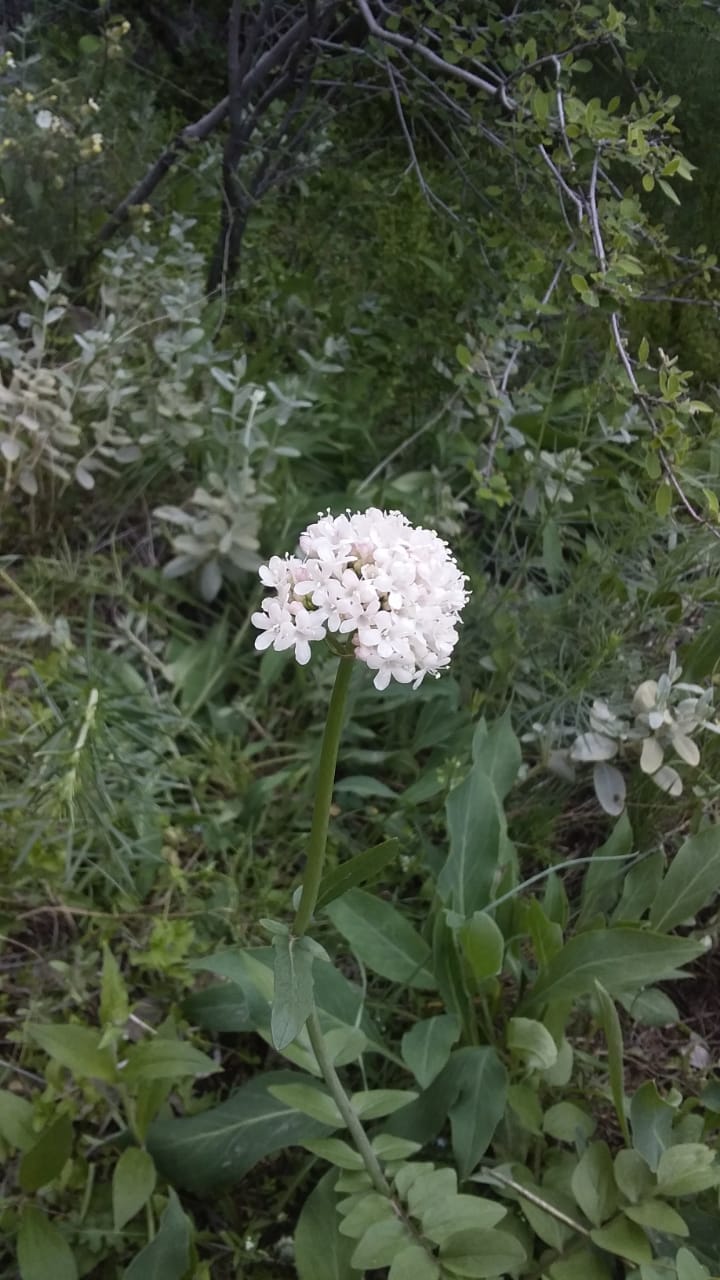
[6,506,720,1280]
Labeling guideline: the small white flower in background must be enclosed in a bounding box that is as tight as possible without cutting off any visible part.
[35,108,61,132]
[252,508,469,689]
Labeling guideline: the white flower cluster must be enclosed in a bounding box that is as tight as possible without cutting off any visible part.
[252,508,469,689]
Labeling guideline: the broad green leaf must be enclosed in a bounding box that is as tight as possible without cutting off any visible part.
[183,983,255,1033]
[305,1137,364,1169]
[439,1227,527,1277]
[389,1246,440,1280]
[549,1249,613,1279]
[657,1144,720,1196]
[507,1083,543,1135]
[523,928,704,1012]
[113,1148,157,1231]
[421,1194,506,1244]
[17,1206,78,1280]
[147,1071,336,1191]
[372,1134,421,1161]
[460,912,504,982]
[626,1199,688,1236]
[269,1083,342,1126]
[123,1189,191,1280]
[620,987,679,1027]
[614,1149,655,1203]
[594,981,630,1143]
[471,714,521,799]
[571,1141,617,1226]
[18,1113,73,1192]
[316,839,400,911]
[448,1047,507,1179]
[401,1014,460,1088]
[100,944,130,1028]
[0,1089,35,1150]
[523,897,563,967]
[507,1017,557,1071]
[271,933,318,1050]
[438,765,504,915]
[543,1101,595,1143]
[387,1049,506,1172]
[166,615,230,715]
[338,1191,395,1238]
[121,1038,219,1083]
[29,1024,116,1082]
[676,1248,710,1280]
[630,1081,673,1171]
[351,1218,410,1269]
[326,889,435,988]
[408,1168,457,1216]
[350,1089,418,1120]
[295,1171,356,1280]
[590,1213,652,1264]
[650,827,720,932]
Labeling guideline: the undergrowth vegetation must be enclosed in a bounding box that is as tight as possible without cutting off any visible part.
[3,2,720,1278]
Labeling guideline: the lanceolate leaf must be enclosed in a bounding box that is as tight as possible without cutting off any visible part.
[123,1189,192,1280]
[437,765,505,916]
[17,1206,78,1280]
[523,928,705,1013]
[649,826,720,932]
[326,889,435,989]
[147,1071,337,1193]
[594,981,630,1143]
[316,838,400,911]
[271,933,318,1051]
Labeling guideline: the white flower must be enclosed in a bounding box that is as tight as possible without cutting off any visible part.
[35,109,60,131]
[252,508,469,689]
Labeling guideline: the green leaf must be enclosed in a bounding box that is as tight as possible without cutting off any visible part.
[620,986,679,1026]
[351,1219,410,1269]
[594,981,630,1143]
[649,827,720,932]
[350,1089,418,1120]
[401,1014,460,1088]
[295,1171,356,1280]
[507,1083,543,1135]
[122,1038,219,1083]
[334,774,396,798]
[372,1133,421,1161]
[630,1081,673,1171]
[523,928,704,1012]
[305,1137,364,1170]
[432,911,467,1022]
[123,1189,192,1280]
[548,1248,613,1279]
[166,616,230,715]
[326,889,435,988]
[571,1142,618,1226]
[676,1248,711,1280]
[29,1024,116,1082]
[271,933,318,1050]
[460,912,504,982]
[338,1192,395,1238]
[657,1144,720,1196]
[611,852,664,923]
[439,1227,527,1276]
[579,813,634,924]
[269,1083,342,1126]
[18,1113,73,1192]
[421,1195,506,1244]
[614,1149,655,1203]
[543,1101,595,1143]
[316,839,400,911]
[507,1017,557,1071]
[471,715,521,800]
[113,1148,157,1232]
[656,481,673,517]
[626,1199,688,1236]
[590,1213,652,1264]
[0,1089,35,1150]
[100,944,130,1028]
[147,1071,336,1192]
[447,1048,508,1179]
[389,1246,440,1280]
[438,764,505,915]
[18,1206,78,1280]
[408,1168,457,1216]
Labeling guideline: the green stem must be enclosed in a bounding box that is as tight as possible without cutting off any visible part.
[293,657,354,937]
[306,1010,390,1197]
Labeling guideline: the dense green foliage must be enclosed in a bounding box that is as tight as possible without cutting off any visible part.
[3,2,720,1277]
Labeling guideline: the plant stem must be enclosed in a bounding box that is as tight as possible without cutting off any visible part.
[306,1010,390,1197]
[293,657,353,937]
